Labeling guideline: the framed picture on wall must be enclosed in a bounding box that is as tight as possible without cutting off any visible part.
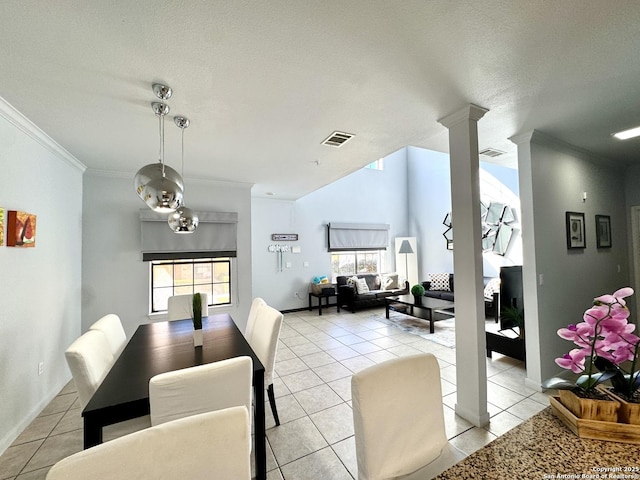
[566,211,586,249]
[595,215,612,248]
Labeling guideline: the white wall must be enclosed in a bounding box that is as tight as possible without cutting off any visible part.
[82,173,253,336]
[0,99,84,453]
[521,132,629,386]
[251,148,409,310]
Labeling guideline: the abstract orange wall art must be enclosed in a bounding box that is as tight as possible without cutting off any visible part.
[7,210,36,247]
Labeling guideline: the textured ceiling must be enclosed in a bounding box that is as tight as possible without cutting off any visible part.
[1,1,639,199]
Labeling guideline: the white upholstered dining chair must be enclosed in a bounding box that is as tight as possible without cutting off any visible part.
[247,304,283,426]
[45,407,251,480]
[89,314,126,359]
[167,293,208,321]
[64,330,114,409]
[148,356,253,427]
[244,297,266,342]
[351,353,465,480]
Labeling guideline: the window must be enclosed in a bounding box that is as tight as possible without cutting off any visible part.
[364,158,384,170]
[330,250,386,280]
[150,258,231,313]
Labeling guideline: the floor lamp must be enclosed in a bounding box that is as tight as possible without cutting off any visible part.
[398,240,414,284]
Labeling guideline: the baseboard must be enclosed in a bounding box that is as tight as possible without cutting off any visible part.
[0,376,70,456]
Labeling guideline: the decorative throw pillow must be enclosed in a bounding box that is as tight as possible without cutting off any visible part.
[382,274,399,290]
[346,276,359,288]
[356,278,370,294]
[428,273,451,292]
[484,278,501,300]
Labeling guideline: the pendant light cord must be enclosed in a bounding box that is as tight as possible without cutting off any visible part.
[160,114,166,178]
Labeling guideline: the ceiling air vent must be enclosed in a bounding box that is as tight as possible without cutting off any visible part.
[322,131,354,148]
[479,147,506,158]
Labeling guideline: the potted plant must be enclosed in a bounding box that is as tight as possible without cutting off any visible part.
[500,305,524,339]
[411,284,425,305]
[542,287,637,422]
[192,292,203,347]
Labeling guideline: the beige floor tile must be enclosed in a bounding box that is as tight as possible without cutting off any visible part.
[49,408,81,436]
[313,362,352,383]
[369,336,404,349]
[22,429,82,473]
[58,381,76,396]
[331,436,357,478]
[0,440,43,478]
[487,381,526,410]
[271,377,292,398]
[281,335,312,348]
[364,349,398,364]
[443,405,474,439]
[102,416,151,443]
[325,345,360,361]
[309,403,354,445]
[484,410,523,436]
[386,344,423,357]
[335,334,366,346]
[12,414,63,446]
[327,376,352,402]
[266,417,327,466]
[348,341,382,355]
[280,446,352,480]
[14,466,49,480]
[265,393,307,428]
[274,346,296,361]
[303,331,333,343]
[37,395,76,417]
[506,397,548,420]
[293,384,343,415]
[440,378,456,397]
[299,351,336,369]
[289,342,322,357]
[275,357,308,377]
[280,370,324,393]
[313,338,346,350]
[339,355,375,374]
[449,426,497,456]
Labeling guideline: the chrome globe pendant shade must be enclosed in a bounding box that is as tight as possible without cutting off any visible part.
[168,116,199,234]
[134,84,184,213]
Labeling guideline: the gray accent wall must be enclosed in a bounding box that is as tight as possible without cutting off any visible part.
[82,173,254,337]
[0,102,84,453]
[520,132,630,386]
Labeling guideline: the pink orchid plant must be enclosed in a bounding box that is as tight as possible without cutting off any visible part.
[542,287,640,397]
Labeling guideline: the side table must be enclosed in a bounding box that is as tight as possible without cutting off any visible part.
[308,290,339,316]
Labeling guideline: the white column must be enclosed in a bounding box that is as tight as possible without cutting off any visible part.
[438,104,489,427]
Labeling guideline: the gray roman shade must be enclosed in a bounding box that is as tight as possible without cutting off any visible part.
[327,223,390,251]
[140,209,238,261]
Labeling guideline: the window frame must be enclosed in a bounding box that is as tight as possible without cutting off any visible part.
[150,257,232,313]
[330,249,386,281]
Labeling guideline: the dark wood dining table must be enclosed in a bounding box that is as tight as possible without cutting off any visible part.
[82,313,267,480]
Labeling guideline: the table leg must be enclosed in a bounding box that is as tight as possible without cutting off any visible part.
[254,371,267,480]
[429,308,435,334]
[308,293,312,311]
[385,301,390,319]
[83,415,103,449]
[318,296,323,316]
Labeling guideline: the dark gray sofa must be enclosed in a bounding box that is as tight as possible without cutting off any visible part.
[421,274,499,319]
[337,273,409,313]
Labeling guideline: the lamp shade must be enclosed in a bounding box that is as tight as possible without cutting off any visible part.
[168,206,199,234]
[398,240,414,254]
[134,163,184,213]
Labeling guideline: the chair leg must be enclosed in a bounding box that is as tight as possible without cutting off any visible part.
[267,383,280,426]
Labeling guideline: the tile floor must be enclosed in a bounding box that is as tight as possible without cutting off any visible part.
[0,307,553,480]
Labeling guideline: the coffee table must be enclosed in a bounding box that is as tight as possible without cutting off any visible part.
[385,295,455,334]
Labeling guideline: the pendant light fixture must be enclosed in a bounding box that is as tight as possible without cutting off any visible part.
[168,116,199,234]
[134,83,184,213]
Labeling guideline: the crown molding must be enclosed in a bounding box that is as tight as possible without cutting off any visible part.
[0,96,86,173]
[85,167,254,190]
[510,129,615,165]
